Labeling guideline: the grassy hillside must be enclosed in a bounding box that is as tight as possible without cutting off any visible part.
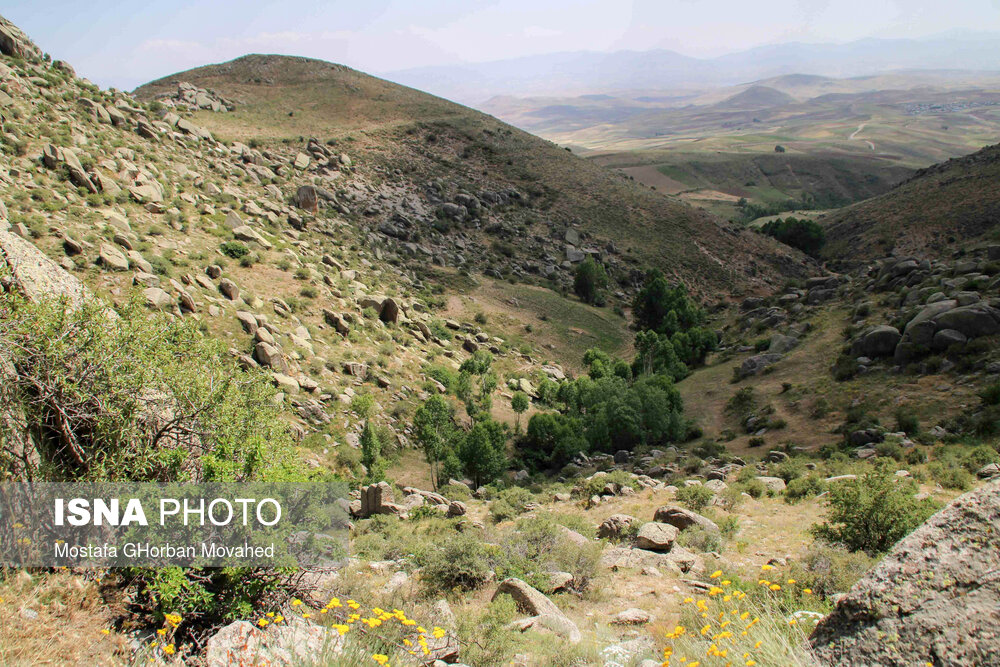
[821,141,1000,259]
[135,55,811,297]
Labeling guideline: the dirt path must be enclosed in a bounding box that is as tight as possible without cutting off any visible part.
[849,122,876,151]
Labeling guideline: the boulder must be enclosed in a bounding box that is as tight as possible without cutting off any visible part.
[810,480,1000,667]
[850,325,901,358]
[769,334,799,355]
[611,608,654,625]
[492,578,562,618]
[633,522,678,552]
[932,328,967,350]
[254,342,288,373]
[219,278,239,301]
[97,243,129,271]
[142,287,172,310]
[652,506,719,533]
[738,353,782,378]
[933,304,1000,339]
[204,617,338,667]
[294,185,318,213]
[756,476,787,492]
[379,297,401,323]
[597,514,638,540]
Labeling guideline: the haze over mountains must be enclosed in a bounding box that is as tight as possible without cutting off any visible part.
[386,32,1000,105]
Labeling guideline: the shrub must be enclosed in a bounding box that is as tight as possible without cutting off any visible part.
[832,354,859,381]
[784,476,826,504]
[738,478,768,499]
[811,464,938,554]
[928,462,972,490]
[786,544,876,599]
[675,526,722,553]
[489,486,534,523]
[895,408,920,435]
[418,532,493,592]
[498,516,602,591]
[219,240,249,259]
[963,445,999,473]
[676,484,714,511]
[759,217,825,256]
[771,459,804,483]
[874,440,903,461]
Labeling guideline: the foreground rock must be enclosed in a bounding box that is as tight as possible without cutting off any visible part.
[205,617,341,666]
[494,577,581,644]
[810,480,1000,666]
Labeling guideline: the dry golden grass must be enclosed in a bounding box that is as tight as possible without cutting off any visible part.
[0,571,122,666]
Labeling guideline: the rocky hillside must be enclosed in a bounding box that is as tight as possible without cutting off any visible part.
[2,13,1000,667]
[822,141,1000,261]
[134,54,812,299]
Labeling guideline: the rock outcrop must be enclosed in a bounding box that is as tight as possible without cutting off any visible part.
[810,480,1000,666]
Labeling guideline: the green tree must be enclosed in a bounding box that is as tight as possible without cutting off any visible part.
[632,270,704,336]
[511,391,529,432]
[518,412,588,472]
[573,256,609,305]
[457,420,508,487]
[811,463,938,554]
[413,394,456,490]
[359,420,386,483]
[760,217,826,257]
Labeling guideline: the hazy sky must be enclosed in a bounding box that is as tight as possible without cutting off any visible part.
[5,0,1000,90]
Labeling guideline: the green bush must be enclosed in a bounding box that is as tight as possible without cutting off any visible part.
[759,217,825,256]
[0,292,309,635]
[895,408,921,435]
[928,462,972,490]
[489,486,535,523]
[786,544,876,599]
[219,240,250,259]
[676,484,714,511]
[811,464,938,554]
[676,526,721,553]
[784,476,826,504]
[738,479,768,499]
[771,459,804,483]
[498,516,602,591]
[419,532,494,593]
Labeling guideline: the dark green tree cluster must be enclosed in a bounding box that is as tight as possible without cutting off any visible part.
[514,269,716,473]
[517,371,687,472]
[759,217,826,257]
[631,270,718,374]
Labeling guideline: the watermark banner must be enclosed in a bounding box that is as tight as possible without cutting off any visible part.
[0,482,349,568]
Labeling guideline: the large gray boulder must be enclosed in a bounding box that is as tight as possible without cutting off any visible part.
[896,300,1000,361]
[850,325,901,358]
[653,506,719,533]
[205,617,340,667]
[634,522,678,552]
[810,480,1000,666]
[738,353,782,378]
[492,577,563,618]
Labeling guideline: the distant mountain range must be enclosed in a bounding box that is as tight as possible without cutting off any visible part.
[385,34,1000,104]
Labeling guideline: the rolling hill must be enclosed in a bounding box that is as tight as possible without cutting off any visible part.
[821,141,1000,260]
[135,54,811,296]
